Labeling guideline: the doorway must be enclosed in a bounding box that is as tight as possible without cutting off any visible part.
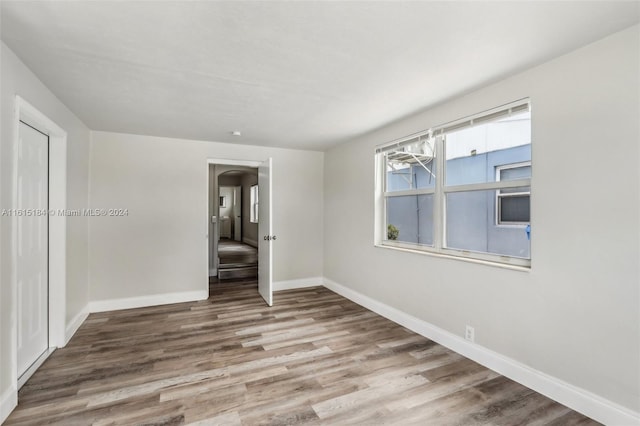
[207,159,273,306]
[218,185,242,242]
[218,172,256,280]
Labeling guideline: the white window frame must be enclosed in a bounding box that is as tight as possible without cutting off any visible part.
[375,99,531,268]
[250,184,259,223]
[495,162,531,226]
[380,133,437,251]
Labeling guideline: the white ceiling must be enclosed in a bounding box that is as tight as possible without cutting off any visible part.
[1,1,638,151]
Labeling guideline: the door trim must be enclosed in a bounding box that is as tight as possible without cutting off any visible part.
[11,96,67,393]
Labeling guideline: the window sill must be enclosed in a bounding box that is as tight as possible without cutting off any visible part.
[374,243,531,272]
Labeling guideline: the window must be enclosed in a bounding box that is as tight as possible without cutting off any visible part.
[383,136,436,246]
[376,100,531,267]
[496,163,531,225]
[250,184,259,223]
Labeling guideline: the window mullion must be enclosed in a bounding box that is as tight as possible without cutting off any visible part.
[434,135,445,251]
[384,188,435,197]
[377,154,387,244]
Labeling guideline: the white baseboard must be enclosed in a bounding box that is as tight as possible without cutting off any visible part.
[323,278,640,426]
[88,290,209,313]
[243,237,258,248]
[0,386,17,425]
[65,306,89,345]
[273,276,324,291]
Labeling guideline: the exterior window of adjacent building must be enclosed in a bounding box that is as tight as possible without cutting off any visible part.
[250,184,259,223]
[496,163,531,225]
[376,99,531,267]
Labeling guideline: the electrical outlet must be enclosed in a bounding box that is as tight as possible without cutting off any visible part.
[465,325,475,343]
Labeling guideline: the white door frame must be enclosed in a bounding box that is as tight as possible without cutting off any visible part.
[11,96,67,392]
[206,158,262,293]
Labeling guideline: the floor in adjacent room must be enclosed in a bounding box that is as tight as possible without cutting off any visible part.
[217,239,258,280]
[6,278,599,425]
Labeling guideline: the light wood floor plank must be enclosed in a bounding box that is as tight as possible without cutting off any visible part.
[5,278,600,425]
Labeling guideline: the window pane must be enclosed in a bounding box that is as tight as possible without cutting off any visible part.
[386,138,436,192]
[445,190,530,258]
[500,185,530,195]
[500,165,531,181]
[445,111,531,186]
[250,185,259,223]
[386,194,433,245]
[499,195,530,223]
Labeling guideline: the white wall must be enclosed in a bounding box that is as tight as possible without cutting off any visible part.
[0,42,90,418]
[89,131,323,302]
[323,25,639,414]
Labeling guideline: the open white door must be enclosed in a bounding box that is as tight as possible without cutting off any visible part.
[258,158,273,306]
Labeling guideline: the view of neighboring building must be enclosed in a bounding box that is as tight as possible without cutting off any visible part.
[386,110,531,258]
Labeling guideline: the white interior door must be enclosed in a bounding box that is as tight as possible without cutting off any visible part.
[258,158,273,306]
[233,186,242,242]
[17,121,49,378]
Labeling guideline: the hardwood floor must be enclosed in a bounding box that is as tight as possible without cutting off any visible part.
[218,240,258,266]
[6,279,599,425]
[218,240,258,280]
